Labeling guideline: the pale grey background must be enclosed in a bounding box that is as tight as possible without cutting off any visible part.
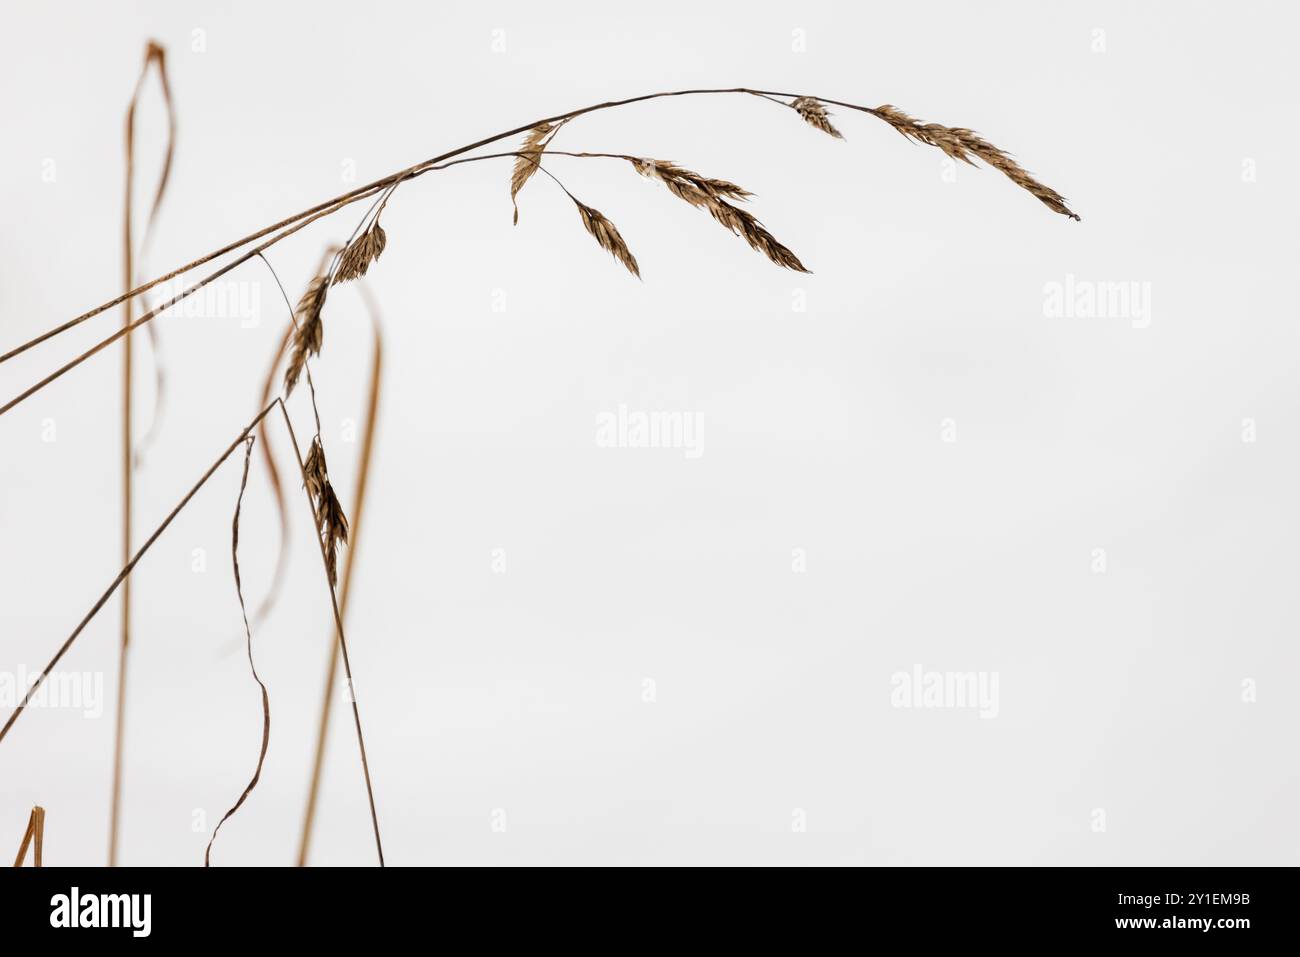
[1,1,1297,865]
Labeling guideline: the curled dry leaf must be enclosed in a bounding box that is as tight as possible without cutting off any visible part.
[283,276,328,396]
[792,96,844,139]
[573,200,640,278]
[632,158,809,273]
[874,104,1079,220]
[333,218,388,285]
[204,435,271,867]
[510,123,552,225]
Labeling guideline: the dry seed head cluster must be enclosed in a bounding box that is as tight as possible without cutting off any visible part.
[573,201,641,278]
[872,104,1079,220]
[283,276,328,396]
[510,123,552,224]
[631,159,753,205]
[792,96,844,139]
[303,437,348,587]
[632,158,809,273]
[333,219,388,284]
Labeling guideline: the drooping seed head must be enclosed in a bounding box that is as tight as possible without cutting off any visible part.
[792,97,844,140]
[573,200,641,278]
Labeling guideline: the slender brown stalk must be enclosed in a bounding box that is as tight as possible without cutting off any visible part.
[0,86,1077,370]
[0,194,373,419]
[276,402,385,866]
[0,401,280,746]
[253,251,385,865]
[298,282,384,867]
[12,806,45,867]
[1,89,1077,417]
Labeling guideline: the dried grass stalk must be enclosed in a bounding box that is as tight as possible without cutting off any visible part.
[114,38,176,869]
[0,400,281,749]
[252,322,294,625]
[283,276,328,396]
[574,200,640,278]
[0,85,1080,382]
[511,123,552,224]
[333,218,387,285]
[873,104,1079,220]
[13,805,45,867]
[276,403,382,865]
[298,282,384,867]
[792,96,844,139]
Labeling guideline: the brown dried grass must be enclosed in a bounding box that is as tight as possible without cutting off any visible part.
[12,806,45,867]
[510,123,553,224]
[873,103,1079,220]
[333,219,388,284]
[574,201,641,278]
[204,436,271,866]
[283,276,328,396]
[0,78,1080,869]
[792,96,844,139]
[630,157,809,272]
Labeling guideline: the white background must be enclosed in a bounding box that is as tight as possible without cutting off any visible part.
[1,1,1298,865]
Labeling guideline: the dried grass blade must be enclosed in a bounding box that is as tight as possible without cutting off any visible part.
[204,437,271,866]
[252,323,294,626]
[113,37,177,868]
[131,39,179,470]
[12,806,45,867]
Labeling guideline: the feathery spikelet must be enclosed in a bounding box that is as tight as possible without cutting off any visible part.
[573,200,640,278]
[873,104,1079,220]
[707,200,810,273]
[510,123,552,224]
[333,218,388,285]
[316,483,348,587]
[792,96,844,139]
[631,158,753,205]
[631,158,808,273]
[303,436,328,505]
[284,276,328,396]
[301,435,348,586]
